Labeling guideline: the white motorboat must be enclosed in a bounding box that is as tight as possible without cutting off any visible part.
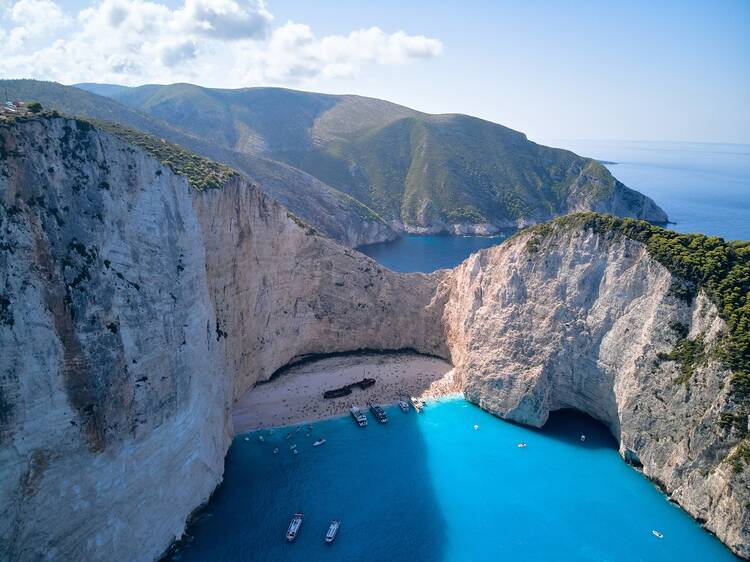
[398,399,410,413]
[350,405,368,427]
[410,396,424,413]
[313,438,326,447]
[286,512,303,541]
[325,520,340,544]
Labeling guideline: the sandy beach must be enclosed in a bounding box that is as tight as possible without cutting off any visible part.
[232,352,461,433]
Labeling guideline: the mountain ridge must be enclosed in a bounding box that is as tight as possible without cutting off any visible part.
[76,81,669,232]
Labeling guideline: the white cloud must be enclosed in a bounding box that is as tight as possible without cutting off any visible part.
[6,0,71,49]
[177,0,272,40]
[0,0,442,87]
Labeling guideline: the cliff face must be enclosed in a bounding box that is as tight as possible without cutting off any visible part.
[0,79,397,249]
[0,116,444,561]
[439,226,749,558]
[0,116,745,562]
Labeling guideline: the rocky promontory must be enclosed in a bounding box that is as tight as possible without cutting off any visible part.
[0,115,746,560]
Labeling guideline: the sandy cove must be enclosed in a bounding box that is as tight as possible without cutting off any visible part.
[232,352,461,433]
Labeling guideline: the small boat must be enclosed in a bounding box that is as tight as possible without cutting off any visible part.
[652,530,664,539]
[368,402,388,423]
[313,438,326,447]
[293,449,298,455]
[308,425,314,431]
[258,435,264,442]
[517,442,527,448]
[473,424,479,430]
[410,396,424,413]
[286,512,303,541]
[243,437,249,442]
[325,520,340,544]
[296,427,302,433]
[289,444,297,450]
[273,448,279,454]
[398,400,410,413]
[285,433,292,440]
[350,405,368,427]
[580,434,586,442]
[305,433,310,437]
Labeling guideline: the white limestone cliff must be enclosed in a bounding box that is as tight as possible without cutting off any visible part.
[0,116,444,561]
[0,116,746,561]
[439,226,749,558]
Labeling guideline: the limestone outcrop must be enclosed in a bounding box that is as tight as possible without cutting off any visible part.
[0,116,444,561]
[0,115,746,561]
[439,223,749,558]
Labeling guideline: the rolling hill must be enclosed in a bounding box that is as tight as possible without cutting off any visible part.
[0,79,394,247]
[82,82,668,232]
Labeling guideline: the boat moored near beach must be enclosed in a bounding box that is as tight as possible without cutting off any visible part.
[350,405,368,427]
[398,399,410,413]
[325,520,340,544]
[410,396,424,413]
[368,402,388,423]
[286,512,303,541]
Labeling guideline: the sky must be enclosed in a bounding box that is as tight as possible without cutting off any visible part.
[1,0,748,143]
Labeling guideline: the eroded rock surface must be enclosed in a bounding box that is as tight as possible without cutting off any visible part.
[0,117,444,561]
[0,116,746,561]
[440,226,749,558]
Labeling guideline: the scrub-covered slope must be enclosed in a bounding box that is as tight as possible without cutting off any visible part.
[0,79,395,247]
[90,82,668,232]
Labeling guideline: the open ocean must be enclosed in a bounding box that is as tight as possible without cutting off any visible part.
[170,141,746,561]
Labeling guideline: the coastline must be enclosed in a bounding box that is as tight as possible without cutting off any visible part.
[232,352,461,433]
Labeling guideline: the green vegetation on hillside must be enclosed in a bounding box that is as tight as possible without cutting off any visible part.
[1,110,237,191]
[1,80,396,245]
[88,119,238,191]
[85,82,666,228]
[525,213,750,402]
[657,337,706,386]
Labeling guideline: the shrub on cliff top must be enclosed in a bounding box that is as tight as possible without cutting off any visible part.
[87,119,238,191]
[524,212,750,402]
[2,112,238,191]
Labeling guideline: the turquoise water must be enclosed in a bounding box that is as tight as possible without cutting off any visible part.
[361,141,749,274]
[171,400,737,561]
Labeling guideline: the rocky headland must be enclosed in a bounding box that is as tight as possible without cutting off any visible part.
[0,115,746,560]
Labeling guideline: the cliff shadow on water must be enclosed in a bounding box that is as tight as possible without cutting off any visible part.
[537,409,619,451]
[165,408,447,562]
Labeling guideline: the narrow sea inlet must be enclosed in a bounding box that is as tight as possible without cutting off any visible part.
[170,400,737,562]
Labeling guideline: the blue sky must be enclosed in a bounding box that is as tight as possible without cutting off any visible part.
[2,0,748,143]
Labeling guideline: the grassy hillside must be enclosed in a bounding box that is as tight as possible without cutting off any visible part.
[95,83,668,229]
[2,80,392,246]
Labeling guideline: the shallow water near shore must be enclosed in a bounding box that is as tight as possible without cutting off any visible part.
[170,399,737,562]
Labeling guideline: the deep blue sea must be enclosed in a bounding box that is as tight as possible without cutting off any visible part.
[172,400,737,561]
[359,234,508,273]
[360,140,749,273]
